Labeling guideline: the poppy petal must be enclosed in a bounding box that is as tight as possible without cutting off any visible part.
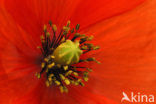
[1,0,145,37]
[0,38,40,80]
[0,6,41,51]
[0,0,149,103]
[13,85,118,104]
[0,71,40,104]
[81,0,156,102]
[70,0,145,29]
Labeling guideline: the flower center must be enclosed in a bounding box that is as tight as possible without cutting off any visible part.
[36,21,100,93]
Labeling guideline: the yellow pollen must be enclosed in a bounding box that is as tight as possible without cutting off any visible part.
[55,80,61,86]
[41,63,45,68]
[48,63,55,68]
[64,79,70,85]
[63,66,68,70]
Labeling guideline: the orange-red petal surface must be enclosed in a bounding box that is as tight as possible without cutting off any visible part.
[13,85,118,104]
[0,0,144,38]
[0,0,149,104]
[81,0,156,102]
[0,71,40,104]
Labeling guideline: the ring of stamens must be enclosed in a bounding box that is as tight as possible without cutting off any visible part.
[36,20,100,93]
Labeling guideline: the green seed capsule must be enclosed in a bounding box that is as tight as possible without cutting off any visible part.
[53,40,83,65]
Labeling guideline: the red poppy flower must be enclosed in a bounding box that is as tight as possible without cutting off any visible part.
[1,0,155,104]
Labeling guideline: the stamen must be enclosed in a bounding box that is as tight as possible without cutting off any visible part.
[36,21,100,93]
